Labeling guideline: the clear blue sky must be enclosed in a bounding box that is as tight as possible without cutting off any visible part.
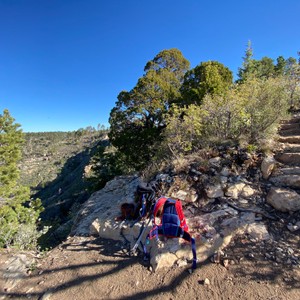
[1,0,299,132]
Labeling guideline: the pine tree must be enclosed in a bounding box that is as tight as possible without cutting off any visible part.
[0,109,43,248]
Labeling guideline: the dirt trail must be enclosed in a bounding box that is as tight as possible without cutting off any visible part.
[1,235,299,300]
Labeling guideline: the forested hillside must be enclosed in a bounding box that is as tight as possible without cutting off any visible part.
[19,129,110,248]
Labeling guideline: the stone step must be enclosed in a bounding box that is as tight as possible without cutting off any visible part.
[280,123,300,130]
[280,143,300,153]
[278,136,300,144]
[279,127,300,136]
[276,166,300,175]
[280,116,300,124]
[275,153,300,165]
[269,174,300,189]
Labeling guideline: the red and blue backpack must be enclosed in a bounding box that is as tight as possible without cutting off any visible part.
[144,197,197,269]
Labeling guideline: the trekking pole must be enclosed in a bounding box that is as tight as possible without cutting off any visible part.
[130,217,152,256]
[130,191,157,256]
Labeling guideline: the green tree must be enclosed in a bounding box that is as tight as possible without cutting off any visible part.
[284,56,300,107]
[109,48,190,170]
[0,109,43,248]
[275,56,286,76]
[238,41,276,81]
[238,40,255,82]
[180,61,233,106]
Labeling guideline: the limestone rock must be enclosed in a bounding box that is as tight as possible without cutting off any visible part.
[246,223,270,241]
[171,189,188,200]
[205,184,224,198]
[89,218,100,236]
[72,176,141,236]
[220,167,230,177]
[209,157,221,166]
[261,156,276,180]
[266,187,300,212]
[2,253,35,292]
[240,185,256,198]
[225,182,245,199]
[269,174,300,189]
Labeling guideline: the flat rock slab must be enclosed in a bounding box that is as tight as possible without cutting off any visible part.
[278,136,300,144]
[0,252,35,293]
[275,153,300,165]
[280,128,300,136]
[276,167,300,175]
[269,174,300,189]
[266,187,300,212]
[281,143,300,153]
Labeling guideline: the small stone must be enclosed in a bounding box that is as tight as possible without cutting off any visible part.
[223,259,229,268]
[287,224,300,232]
[204,278,210,285]
[239,199,248,204]
[39,291,53,300]
[177,259,188,267]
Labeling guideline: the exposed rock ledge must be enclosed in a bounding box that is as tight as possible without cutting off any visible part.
[71,176,271,271]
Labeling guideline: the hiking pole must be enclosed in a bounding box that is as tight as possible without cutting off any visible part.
[130,217,152,256]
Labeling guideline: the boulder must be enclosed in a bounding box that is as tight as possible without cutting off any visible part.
[246,223,270,241]
[72,176,141,236]
[266,187,300,212]
[261,156,276,180]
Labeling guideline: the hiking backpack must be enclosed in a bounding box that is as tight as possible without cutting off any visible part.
[145,197,197,269]
[135,181,161,220]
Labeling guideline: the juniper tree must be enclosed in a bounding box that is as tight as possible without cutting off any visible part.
[109,48,190,170]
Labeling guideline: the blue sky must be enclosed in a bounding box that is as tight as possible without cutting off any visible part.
[0,0,299,132]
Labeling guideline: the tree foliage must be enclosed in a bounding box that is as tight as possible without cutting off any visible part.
[156,76,289,162]
[0,109,43,248]
[238,41,299,85]
[109,48,190,169]
[201,77,289,144]
[107,45,298,175]
[158,105,205,158]
[180,61,233,105]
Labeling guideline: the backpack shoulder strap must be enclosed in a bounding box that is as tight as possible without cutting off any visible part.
[152,197,167,224]
[174,200,189,232]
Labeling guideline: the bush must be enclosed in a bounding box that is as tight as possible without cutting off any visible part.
[154,76,289,167]
[200,77,289,145]
[238,77,289,142]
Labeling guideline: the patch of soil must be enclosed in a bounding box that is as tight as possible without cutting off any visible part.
[1,235,300,300]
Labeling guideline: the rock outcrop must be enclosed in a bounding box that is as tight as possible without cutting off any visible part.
[71,160,270,271]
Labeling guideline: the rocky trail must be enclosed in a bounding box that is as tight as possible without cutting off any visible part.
[1,115,300,300]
